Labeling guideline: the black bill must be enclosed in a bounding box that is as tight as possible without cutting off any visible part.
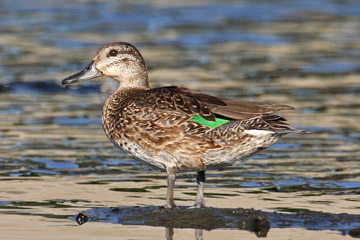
[62,61,103,86]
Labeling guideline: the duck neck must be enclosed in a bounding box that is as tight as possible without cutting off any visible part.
[114,68,150,91]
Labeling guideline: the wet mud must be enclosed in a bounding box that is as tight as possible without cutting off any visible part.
[76,206,360,238]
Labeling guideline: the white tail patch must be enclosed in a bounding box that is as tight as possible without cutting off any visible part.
[244,129,274,137]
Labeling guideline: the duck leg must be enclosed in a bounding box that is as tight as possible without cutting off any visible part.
[195,170,206,208]
[166,169,177,209]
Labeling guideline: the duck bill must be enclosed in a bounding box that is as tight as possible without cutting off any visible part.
[62,61,103,86]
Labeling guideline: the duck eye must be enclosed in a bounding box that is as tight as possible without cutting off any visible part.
[109,49,118,57]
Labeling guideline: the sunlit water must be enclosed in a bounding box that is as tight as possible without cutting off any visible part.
[1,0,360,239]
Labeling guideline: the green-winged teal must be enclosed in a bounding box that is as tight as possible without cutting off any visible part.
[62,42,307,208]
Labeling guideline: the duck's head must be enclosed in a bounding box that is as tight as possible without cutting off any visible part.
[62,42,149,89]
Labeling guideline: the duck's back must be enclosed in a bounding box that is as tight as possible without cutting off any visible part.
[101,86,302,171]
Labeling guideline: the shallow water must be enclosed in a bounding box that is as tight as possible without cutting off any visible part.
[1,0,360,239]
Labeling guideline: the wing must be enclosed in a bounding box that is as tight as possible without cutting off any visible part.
[212,98,294,120]
[138,86,293,120]
[133,86,306,133]
[137,86,226,121]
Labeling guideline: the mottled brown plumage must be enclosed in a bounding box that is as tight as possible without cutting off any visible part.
[62,42,307,208]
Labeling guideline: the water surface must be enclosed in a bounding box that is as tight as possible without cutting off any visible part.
[0,0,360,239]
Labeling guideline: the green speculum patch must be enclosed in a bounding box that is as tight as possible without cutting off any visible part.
[190,115,229,128]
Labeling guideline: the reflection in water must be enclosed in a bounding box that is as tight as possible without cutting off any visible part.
[165,227,174,240]
[195,229,203,240]
[166,228,204,240]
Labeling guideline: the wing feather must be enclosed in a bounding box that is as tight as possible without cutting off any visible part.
[137,86,305,133]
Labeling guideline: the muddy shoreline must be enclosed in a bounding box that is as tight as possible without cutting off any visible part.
[76,206,360,238]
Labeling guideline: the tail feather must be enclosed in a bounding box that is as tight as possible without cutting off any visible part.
[225,114,310,134]
[262,114,309,133]
[267,121,310,134]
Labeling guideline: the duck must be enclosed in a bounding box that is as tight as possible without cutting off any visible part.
[62,42,307,209]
